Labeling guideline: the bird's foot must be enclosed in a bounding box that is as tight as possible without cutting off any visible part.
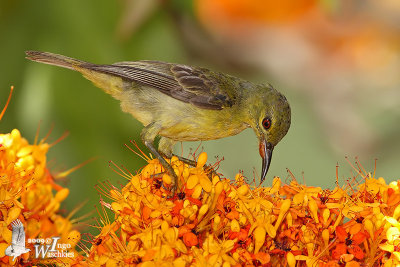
[172,154,218,181]
[148,154,218,198]
[161,164,178,198]
[147,160,178,198]
[173,154,196,166]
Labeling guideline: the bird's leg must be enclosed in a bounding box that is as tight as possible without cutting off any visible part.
[141,123,178,195]
[158,137,176,159]
[159,138,198,168]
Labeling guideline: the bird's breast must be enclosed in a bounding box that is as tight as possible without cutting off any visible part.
[158,107,248,141]
[118,85,248,141]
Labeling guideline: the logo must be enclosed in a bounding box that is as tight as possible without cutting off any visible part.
[3,219,75,261]
[29,237,74,259]
[5,219,30,261]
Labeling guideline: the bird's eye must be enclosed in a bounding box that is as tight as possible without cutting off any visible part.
[262,118,271,130]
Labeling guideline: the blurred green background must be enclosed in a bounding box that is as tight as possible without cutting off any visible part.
[1,0,399,231]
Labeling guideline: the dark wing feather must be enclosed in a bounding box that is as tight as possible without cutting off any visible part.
[85,61,235,110]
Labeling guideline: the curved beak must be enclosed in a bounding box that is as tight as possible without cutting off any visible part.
[259,139,274,184]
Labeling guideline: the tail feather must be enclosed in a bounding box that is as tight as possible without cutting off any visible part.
[25,51,89,71]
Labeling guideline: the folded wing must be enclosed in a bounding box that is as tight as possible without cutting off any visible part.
[86,61,236,110]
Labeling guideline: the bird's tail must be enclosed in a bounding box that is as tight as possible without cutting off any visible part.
[25,51,89,71]
[26,51,127,98]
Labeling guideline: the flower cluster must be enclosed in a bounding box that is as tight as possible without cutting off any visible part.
[0,88,82,266]
[86,152,400,266]
[0,129,83,266]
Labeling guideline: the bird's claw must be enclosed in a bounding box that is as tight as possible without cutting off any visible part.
[172,154,218,181]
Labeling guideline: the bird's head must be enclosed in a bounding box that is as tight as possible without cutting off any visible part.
[5,245,14,256]
[248,84,291,183]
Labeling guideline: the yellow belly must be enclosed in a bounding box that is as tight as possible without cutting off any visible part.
[79,72,248,141]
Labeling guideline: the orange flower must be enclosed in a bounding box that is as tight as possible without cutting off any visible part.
[333,225,367,260]
[183,232,198,247]
[336,226,348,242]
[332,243,347,260]
[253,252,270,264]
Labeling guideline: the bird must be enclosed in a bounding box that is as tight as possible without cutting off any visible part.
[25,51,291,193]
[5,219,31,261]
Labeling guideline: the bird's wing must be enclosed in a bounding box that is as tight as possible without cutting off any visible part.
[85,60,236,110]
[11,220,26,247]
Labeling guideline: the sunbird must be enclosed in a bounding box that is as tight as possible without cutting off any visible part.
[25,51,291,192]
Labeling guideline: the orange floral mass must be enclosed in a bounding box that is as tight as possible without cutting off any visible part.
[85,150,400,266]
[0,88,82,266]
[1,88,400,266]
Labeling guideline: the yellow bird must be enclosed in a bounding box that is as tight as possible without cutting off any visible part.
[25,51,291,193]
